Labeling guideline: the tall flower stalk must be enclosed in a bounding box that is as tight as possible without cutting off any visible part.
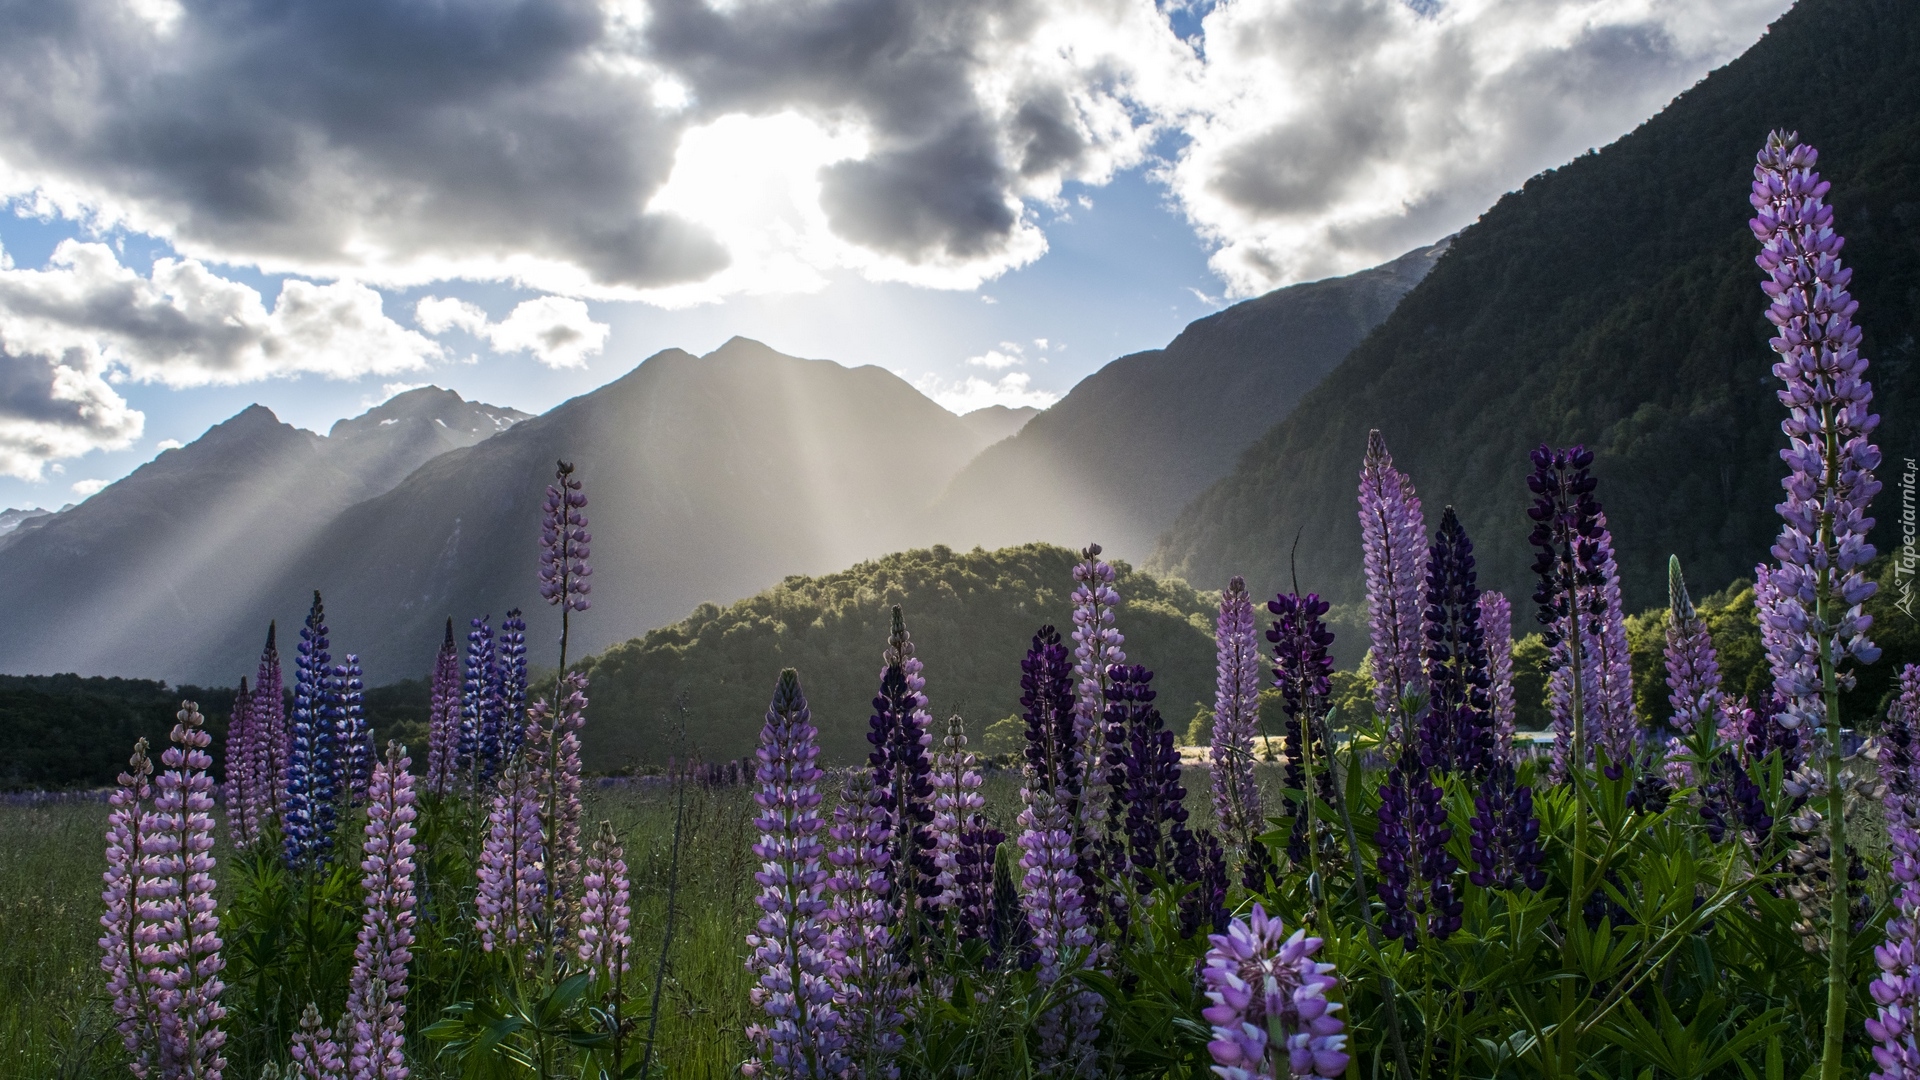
[256,623,289,822]
[146,701,228,1080]
[826,770,906,1079]
[347,742,417,1080]
[1211,578,1263,868]
[334,656,373,807]
[744,669,842,1079]
[1750,130,1882,1080]
[101,739,157,1077]
[929,714,987,925]
[1070,545,1124,832]
[475,761,544,956]
[225,679,259,849]
[868,607,937,929]
[527,672,587,952]
[463,617,500,786]
[1664,557,1724,787]
[1018,788,1100,1077]
[498,610,529,759]
[1420,507,1494,779]
[578,822,632,979]
[1480,592,1516,760]
[1870,666,1920,1078]
[539,460,592,676]
[1359,430,1427,744]
[426,619,461,797]
[285,593,337,869]
[1269,592,1336,874]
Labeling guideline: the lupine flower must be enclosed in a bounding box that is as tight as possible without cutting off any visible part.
[425,619,461,797]
[1664,557,1723,735]
[929,715,987,918]
[953,814,1007,944]
[1212,577,1264,859]
[1700,750,1773,845]
[1017,788,1100,1078]
[497,610,529,759]
[1480,592,1517,760]
[291,1003,347,1080]
[475,761,544,954]
[1741,686,1803,772]
[1583,519,1640,772]
[578,821,632,978]
[144,701,227,1080]
[526,672,587,943]
[1527,447,1624,781]
[826,770,906,1079]
[463,617,500,784]
[256,622,289,821]
[1373,761,1416,943]
[1104,664,1199,895]
[1269,592,1336,867]
[1870,666,1920,1077]
[540,459,591,683]
[1359,430,1427,741]
[1467,763,1546,892]
[1882,666,1920,813]
[333,656,373,807]
[285,593,338,868]
[101,739,158,1078]
[224,680,258,848]
[1199,904,1348,1080]
[1375,749,1458,944]
[1750,131,1882,736]
[744,669,843,1079]
[347,743,417,1080]
[868,607,938,921]
[1070,545,1124,818]
[1021,626,1085,812]
[1421,507,1494,778]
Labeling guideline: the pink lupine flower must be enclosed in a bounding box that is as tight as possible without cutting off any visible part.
[1359,430,1427,740]
[475,761,545,955]
[101,738,158,1078]
[826,770,906,1079]
[578,821,632,977]
[291,1003,347,1080]
[346,743,417,1080]
[142,701,227,1080]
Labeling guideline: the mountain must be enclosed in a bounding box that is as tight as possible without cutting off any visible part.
[1150,0,1920,616]
[0,506,51,540]
[215,337,1028,688]
[0,388,525,679]
[575,543,1219,770]
[927,243,1445,562]
[957,404,1041,445]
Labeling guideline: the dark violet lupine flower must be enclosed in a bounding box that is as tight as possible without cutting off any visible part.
[144,702,228,1080]
[1869,666,1920,1077]
[744,669,843,1079]
[1481,592,1517,760]
[578,821,632,978]
[426,619,461,797]
[867,607,938,921]
[497,610,529,759]
[1212,577,1263,860]
[225,679,258,849]
[826,770,906,1079]
[1070,545,1124,813]
[463,617,500,784]
[1359,429,1427,740]
[1468,763,1546,892]
[347,742,417,1080]
[285,593,337,868]
[1017,788,1101,1077]
[1750,131,1882,736]
[101,739,158,1078]
[333,656,373,807]
[526,672,587,944]
[540,460,591,678]
[1700,750,1773,846]
[1421,507,1494,778]
[1584,520,1640,772]
[1104,664,1200,898]
[1374,748,1457,945]
[476,760,544,956]
[1199,904,1348,1080]
[256,622,289,822]
[1021,626,1084,812]
[1269,592,1337,867]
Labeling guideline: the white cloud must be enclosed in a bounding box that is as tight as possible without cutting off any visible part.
[70,477,108,496]
[967,347,1025,370]
[915,371,1060,413]
[415,295,610,369]
[154,438,182,450]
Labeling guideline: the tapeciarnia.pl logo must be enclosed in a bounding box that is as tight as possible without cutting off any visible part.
[1898,457,1918,620]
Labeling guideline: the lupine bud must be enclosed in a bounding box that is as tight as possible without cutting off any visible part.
[256,622,290,824]
[291,1002,347,1080]
[1199,904,1348,1079]
[1359,430,1427,740]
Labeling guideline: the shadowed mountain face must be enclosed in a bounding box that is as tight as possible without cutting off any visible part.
[205,337,1016,686]
[925,242,1444,563]
[0,389,526,680]
[1149,0,1920,615]
[956,405,1040,446]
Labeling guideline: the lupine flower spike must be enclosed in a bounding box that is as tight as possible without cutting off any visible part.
[929,714,990,929]
[291,1003,347,1080]
[498,610,530,758]
[475,761,545,955]
[1663,557,1724,788]
[426,619,461,796]
[867,607,937,925]
[225,679,259,848]
[527,671,587,945]
[743,669,843,1079]
[1017,788,1101,1077]
[1358,430,1427,745]
[1480,592,1517,760]
[1527,447,1604,782]
[1870,666,1920,1078]
[539,460,591,675]
[463,617,499,785]
[579,821,632,978]
[826,770,907,1079]
[1269,592,1337,869]
[1211,578,1264,866]
[1420,507,1494,779]
[146,702,228,1080]
[347,742,417,1080]
[1070,545,1124,824]
[1200,904,1348,1080]
[285,593,338,868]
[333,656,373,806]
[101,738,158,1077]
[256,622,289,822]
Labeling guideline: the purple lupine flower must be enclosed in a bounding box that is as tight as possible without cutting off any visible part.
[929,715,987,919]
[1480,592,1517,759]
[1104,664,1198,894]
[347,743,417,1080]
[285,593,337,868]
[953,814,1006,945]
[1467,763,1546,892]
[291,1003,346,1080]
[826,769,906,1079]
[333,656,373,807]
[1421,507,1494,778]
[867,607,938,922]
[497,610,529,760]
[1373,761,1416,943]
[1211,577,1263,859]
[101,739,158,1078]
[1870,666,1920,1077]
[1528,446,1607,783]
[1070,545,1124,818]
[1021,625,1085,814]
[527,672,587,944]
[425,619,461,797]
[1750,131,1882,736]
[1359,429,1427,741]
[1882,666,1920,814]
[462,617,500,785]
[1700,750,1773,845]
[539,460,591,677]
[578,821,632,977]
[255,622,289,823]
[1664,557,1723,736]
[744,669,843,1079]
[1016,788,1100,1077]
[1374,748,1457,944]
[143,701,227,1080]
[1268,592,1336,867]
[1199,903,1348,1080]
[475,761,544,955]
[1584,518,1639,772]
[224,680,258,849]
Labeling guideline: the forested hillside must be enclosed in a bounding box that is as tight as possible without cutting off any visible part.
[1151,0,1920,615]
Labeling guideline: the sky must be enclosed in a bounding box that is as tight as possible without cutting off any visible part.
[0,0,1793,510]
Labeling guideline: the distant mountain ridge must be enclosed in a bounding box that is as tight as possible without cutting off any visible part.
[927,242,1444,561]
[1149,0,1920,615]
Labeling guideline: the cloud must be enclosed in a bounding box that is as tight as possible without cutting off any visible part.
[915,370,1059,413]
[155,438,181,450]
[415,295,609,369]
[0,345,144,480]
[967,346,1025,370]
[70,477,108,496]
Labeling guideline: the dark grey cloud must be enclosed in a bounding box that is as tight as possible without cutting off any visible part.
[0,345,142,479]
